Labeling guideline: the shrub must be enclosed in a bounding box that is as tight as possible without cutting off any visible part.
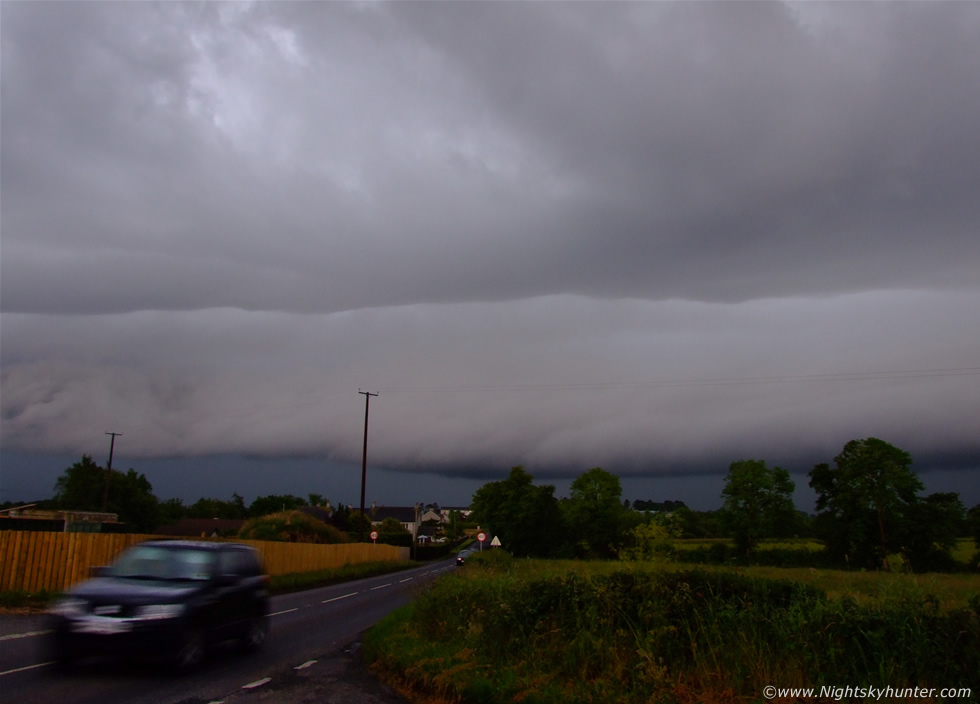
[238,510,349,543]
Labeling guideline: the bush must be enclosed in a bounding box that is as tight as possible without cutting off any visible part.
[238,510,349,543]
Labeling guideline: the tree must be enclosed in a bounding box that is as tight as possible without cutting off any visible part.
[377,517,412,547]
[52,455,161,532]
[672,506,724,539]
[186,494,247,520]
[345,510,373,541]
[901,492,965,572]
[158,497,186,526]
[809,438,922,570]
[969,503,980,550]
[329,503,353,532]
[621,516,682,562]
[470,467,567,558]
[445,509,467,541]
[721,460,797,556]
[564,467,626,558]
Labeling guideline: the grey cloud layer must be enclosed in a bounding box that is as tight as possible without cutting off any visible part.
[2,2,978,482]
[2,293,977,476]
[4,2,979,316]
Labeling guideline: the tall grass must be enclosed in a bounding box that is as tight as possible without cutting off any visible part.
[364,554,979,703]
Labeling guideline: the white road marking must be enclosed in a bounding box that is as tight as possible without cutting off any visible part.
[398,577,414,583]
[269,607,298,617]
[294,660,317,670]
[269,607,299,616]
[369,583,392,591]
[0,630,50,642]
[322,592,358,604]
[0,661,54,677]
[242,677,271,689]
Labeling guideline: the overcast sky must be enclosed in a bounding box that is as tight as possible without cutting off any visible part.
[2,1,979,511]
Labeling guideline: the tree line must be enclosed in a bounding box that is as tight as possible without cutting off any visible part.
[3,454,471,543]
[5,438,979,571]
[2,455,355,534]
[469,437,979,571]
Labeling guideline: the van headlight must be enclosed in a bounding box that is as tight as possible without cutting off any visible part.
[48,598,87,618]
[133,603,185,620]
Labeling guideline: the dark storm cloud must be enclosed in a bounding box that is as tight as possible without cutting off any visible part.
[1,2,978,502]
[3,2,979,316]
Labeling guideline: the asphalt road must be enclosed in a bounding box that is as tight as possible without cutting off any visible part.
[0,559,455,704]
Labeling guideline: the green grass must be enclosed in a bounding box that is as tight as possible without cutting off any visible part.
[364,555,980,704]
[674,537,979,572]
[0,590,57,611]
[952,538,978,566]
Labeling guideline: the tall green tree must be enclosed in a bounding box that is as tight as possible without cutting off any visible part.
[52,455,161,532]
[901,492,965,572]
[721,460,796,556]
[564,467,626,558]
[809,438,922,570]
[470,466,566,558]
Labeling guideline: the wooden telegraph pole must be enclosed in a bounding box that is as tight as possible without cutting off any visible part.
[358,391,378,543]
[102,432,121,512]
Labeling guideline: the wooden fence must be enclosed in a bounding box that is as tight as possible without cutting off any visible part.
[0,531,409,593]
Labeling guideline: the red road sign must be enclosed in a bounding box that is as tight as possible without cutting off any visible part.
[370,531,379,541]
[477,532,486,542]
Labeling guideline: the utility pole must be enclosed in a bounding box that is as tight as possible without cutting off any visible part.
[102,432,121,512]
[358,391,378,543]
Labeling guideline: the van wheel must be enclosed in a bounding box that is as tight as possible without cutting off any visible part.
[49,642,76,673]
[241,614,269,652]
[173,627,206,672]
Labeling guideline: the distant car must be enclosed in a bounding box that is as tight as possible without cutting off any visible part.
[45,540,270,671]
[456,547,480,566]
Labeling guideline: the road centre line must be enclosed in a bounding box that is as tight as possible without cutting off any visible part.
[269,607,299,617]
[322,592,358,603]
[369,583,392,591]
[0,630,50,642]
[398,577,414,583]
[242,677,271,689]
[0,661,54,677]
[294,660,317,670]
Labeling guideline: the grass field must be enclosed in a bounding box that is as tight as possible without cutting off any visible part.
[364,552,979,704]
